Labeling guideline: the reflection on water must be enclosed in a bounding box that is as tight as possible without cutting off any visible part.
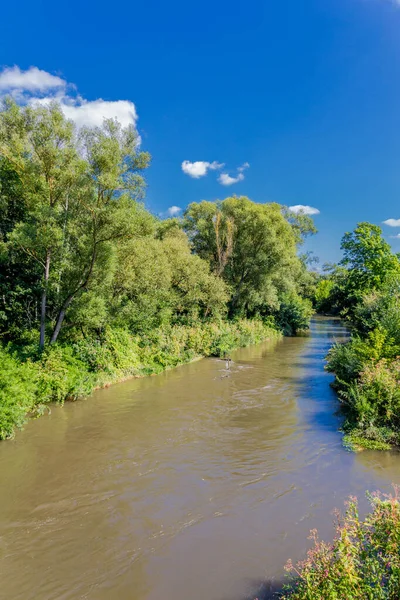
[0,317,399,600]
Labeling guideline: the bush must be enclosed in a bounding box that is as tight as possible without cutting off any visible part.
[37,346,95,404]
[326,328,400,449]
[326,338,373,387]
[0,347,38,439]
[282,489,400,599]
[339,359,400,437]
[275,294,314,336]
[314,278,335,313]
[0,319,281,439]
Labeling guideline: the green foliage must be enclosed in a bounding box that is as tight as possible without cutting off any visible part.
[314,278,334,313]
[343,430,392,452]
[274,293,314,336]
[184,197,315,318]
[110,231,229,333]
[37,346,96,404]
[352,287,400,345]
[282,490,400,599]
[0,320,281,438]
[326,287,400,449]
[0,101,316,441]
[0,344,94,439]
[321,224,400,450]
[337,223,400,317]
[0,347,37,439]
[281,207,318,245]
[0,100,151,348]
[338,359,400,442]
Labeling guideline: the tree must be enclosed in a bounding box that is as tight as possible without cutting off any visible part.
[184,196,312,316]
[0,100,151,348]
[282,207,317,245]
[0,100,85,348]
[111,227,229,332]
[339,222,400,312]
[48,118,151,344]
[0,158,42,338]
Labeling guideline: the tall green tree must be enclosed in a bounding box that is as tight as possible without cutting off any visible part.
[184,196,311,316]
[0,100,84,348]
[339,222,400,312]
[48,118,151,344]
[0,100,150,348]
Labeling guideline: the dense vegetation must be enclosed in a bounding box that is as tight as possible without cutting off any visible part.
[281,489,400,599]
[0,100,314,439]
[314,223,400,450]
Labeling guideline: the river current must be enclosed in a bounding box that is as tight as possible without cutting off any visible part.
[1,317,399,599]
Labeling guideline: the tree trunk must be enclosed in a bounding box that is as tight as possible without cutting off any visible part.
[39,251,51,350]
[50,246,97,345]
[50,295,74,344]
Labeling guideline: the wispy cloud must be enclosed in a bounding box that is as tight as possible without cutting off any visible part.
[218,162,249,186]
[218,172,245,186]
[167,206,182,216]
[0,65,138,129]
[181,160,223,178]
[389,233,400,239]
[288,205,320,215]
[383,218,400,227]
[238,162,250,173]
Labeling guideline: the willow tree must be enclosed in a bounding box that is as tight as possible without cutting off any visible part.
[184,196,311,316]
[0,100,150,348]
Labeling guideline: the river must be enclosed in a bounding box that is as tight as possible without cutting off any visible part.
[1,317,399,600]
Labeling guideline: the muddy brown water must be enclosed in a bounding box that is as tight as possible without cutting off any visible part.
[1,317,400,600]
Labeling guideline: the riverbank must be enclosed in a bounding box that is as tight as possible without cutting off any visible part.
[326,325,400,452]
[0,318,281,440]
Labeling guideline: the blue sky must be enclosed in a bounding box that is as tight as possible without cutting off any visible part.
[1,0,400,263]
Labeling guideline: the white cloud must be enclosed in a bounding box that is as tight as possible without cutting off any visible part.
[389,233,400,239]
[217,162,250,186]
[218,172,245,186]
[0,65,138,129]
[0,66,65,93]
[383,218,400,227]
[167,206,182,216]
[181,160,249,185]
[181,160,223,178]
[288,205,320,215]
[56,98,136,129]
[238,162,250,172]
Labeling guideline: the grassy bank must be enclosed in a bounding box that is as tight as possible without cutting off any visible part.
[281,489,400,599]
[0,319,280,440]
[326,328,400,451]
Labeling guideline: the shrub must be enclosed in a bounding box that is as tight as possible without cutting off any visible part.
[275,294,314,336]
[327,331,400,449]
[0,319,281,439]
[282,489,400,599]
[314,278,335,313]
[326,328,391,387]
[0,347,38,440]
[37,346,95,404]
[340,359,400,433]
